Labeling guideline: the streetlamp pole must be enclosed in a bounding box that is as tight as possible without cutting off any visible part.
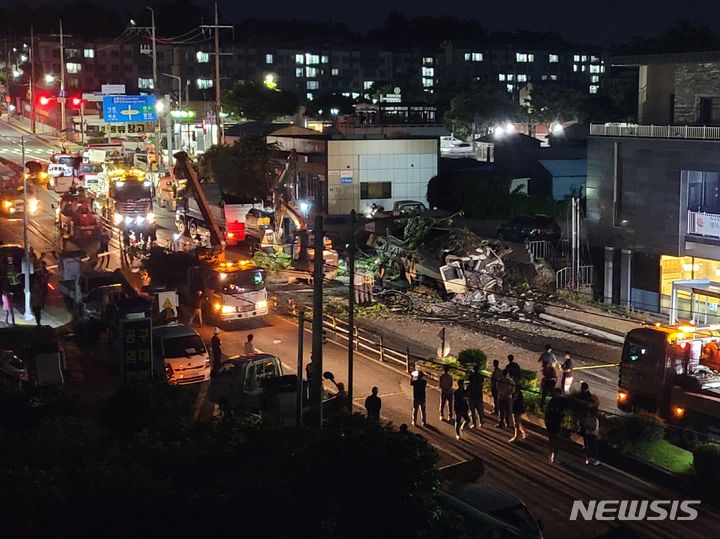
[147,7,158,96]
[346,210,356,411]
[21,136,33,322]
[29,26,35,134]
[59,20,65,133]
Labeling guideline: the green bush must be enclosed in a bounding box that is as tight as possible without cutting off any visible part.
[523,390,544,417]
[693,443,720,485]
[624,411,666,445]
[457,349,487,370]
[516,368,538,390]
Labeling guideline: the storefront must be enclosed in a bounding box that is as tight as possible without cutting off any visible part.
[661,255,720,322]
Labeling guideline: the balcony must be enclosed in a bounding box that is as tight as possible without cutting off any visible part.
[687,210,720,239]
[590,123,720,140]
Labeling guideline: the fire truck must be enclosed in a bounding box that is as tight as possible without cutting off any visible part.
[102,168,156,238]
[619,323,720,441]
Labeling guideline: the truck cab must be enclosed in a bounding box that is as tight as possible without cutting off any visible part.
[152,324,211,385]
[205,260,269,322]
[107,168,155,232]
[208,354,284,412]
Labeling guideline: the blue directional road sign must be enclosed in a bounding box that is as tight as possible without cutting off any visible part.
[102,95,157,123]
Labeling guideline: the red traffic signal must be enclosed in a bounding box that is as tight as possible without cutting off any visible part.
[38,95,52,106]
[71,96,82,107]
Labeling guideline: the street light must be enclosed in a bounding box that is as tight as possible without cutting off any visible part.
[44,74,54,84]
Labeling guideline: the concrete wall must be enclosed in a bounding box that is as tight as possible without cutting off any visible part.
[673,62,720,124]
[638,64,676,124]
[327,139,438,214]
[587,136,720,258]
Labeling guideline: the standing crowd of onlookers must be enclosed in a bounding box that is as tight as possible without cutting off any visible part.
[365,343,601,466]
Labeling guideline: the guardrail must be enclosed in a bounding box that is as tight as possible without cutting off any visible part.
[590,123,720,140]
[555,265,595,290]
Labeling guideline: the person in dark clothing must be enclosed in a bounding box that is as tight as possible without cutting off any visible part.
[582,409,600,465]
[509,386,527,442]
[504,354,522,381]
[538,344,556,368]
[211,328,222,372]
[545,388,566,464]
[98,231,111,268]
[467,365,484,428]
[364,386,382,421]
[410,371,428,427]
[490,359,501,414]
[453,379,470,440]
[540,362,558,407]
[31,280,43,327]
[561,352,574,394]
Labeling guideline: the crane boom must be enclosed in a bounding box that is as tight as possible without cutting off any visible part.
[173,151,224,248]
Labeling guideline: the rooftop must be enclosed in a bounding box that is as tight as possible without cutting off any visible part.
[611,51,720,66]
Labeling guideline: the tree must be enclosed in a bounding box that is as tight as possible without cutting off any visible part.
[223,81,299,122]
[524,83,586,125]
[305,92,357,119]
[199,136,276,200]
[444,83,519,139]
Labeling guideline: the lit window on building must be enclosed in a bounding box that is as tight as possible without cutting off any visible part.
[517,74,527,82]
[306,67,317,77]
[66,62,81,74]
[590,65,600,73]
[138,77,153,89]
[589,85,599,94]
[295,54,304,64]
[266,53,273,64]
[591,75,599,83]
[196,51,210,63]
[581,55,587,62]
[549,54,559,63]
[196,78,213,89]
[422,78,434,88]
[573,54,580,62]
[591,55,600,63]
[321,55,329,63]
[506,84,514,93]
[331,68,339,76]
[306,92,314,101]
[465,52,482,61]
[601,66,605,73]
[423,56,434,65]
[363,80,374,90]
[573,64,578,72]
[422,67,434,77]
[306,81,319,90]
[305,54,319,64]
[581,65,586,72]
[516,53,528,62]
[507,74,514,81]
[83,48,94,58]
[498,74,506,81]
[550,74,558,80]
[295,67,304,78]
[542,75,548,80]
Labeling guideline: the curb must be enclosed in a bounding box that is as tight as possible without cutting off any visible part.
[539,312,626,344]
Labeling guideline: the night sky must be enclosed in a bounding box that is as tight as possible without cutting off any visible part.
[1,0,718,46]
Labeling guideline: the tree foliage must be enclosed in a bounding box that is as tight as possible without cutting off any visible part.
[305,92,357,119]
[524,83,586,124]
[199,137,276,200]
[223,81,300,121]
[0,382,460,538]
[444,84,519,139]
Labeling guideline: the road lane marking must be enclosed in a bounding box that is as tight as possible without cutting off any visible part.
[353,391,403,401]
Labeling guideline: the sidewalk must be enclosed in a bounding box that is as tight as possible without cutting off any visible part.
[0,296,72,329]
[5,115,83,152]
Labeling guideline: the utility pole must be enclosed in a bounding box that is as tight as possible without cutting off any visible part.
[29,26,35,133]
[346,210,356,412]
[21,136,33,322]
[50,21,71,133]
[311,215,325,428]
[147,7,158,96]
[200,2,232,145]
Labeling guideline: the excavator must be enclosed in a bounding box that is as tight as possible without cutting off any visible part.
[245,150,338,282]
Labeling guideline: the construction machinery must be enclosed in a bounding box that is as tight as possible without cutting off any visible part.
[618,323,720,442]
[245,151,339,281]
[55,188,102,249]
[103,167,156,238]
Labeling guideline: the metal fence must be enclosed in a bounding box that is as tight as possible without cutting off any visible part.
[555,265,595,290]
[526,240,554,263]
[590,123,720,140]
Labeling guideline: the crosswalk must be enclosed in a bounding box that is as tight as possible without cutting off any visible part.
[0,147,52,155]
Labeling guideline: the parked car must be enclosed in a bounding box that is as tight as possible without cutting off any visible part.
[450,485,543,538]
[496,215,561,244]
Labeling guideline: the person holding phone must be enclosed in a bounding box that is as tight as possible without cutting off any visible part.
[410,371,428,427]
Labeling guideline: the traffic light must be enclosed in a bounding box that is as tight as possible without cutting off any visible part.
[71,96,83,108]
[37,95,52,107]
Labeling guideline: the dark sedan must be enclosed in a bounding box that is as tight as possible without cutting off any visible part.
[497,215,561,244]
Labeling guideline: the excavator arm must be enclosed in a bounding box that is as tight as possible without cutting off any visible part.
[173,151,224,248]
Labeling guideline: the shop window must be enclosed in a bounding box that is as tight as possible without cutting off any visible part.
[360,182,391,199]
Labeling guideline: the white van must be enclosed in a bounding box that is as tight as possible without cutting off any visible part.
[152,324,211,385]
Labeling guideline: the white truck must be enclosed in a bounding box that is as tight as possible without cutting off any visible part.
[152,323,211,385]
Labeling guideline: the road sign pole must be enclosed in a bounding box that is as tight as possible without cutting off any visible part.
[21,136,34,322]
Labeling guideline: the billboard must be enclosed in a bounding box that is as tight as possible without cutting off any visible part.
[120,318,153,382]
[103,95,157,123]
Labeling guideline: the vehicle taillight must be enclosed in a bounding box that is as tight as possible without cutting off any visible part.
[227,232,234,239]
[617,390,629,403]
[673,406,686,418]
